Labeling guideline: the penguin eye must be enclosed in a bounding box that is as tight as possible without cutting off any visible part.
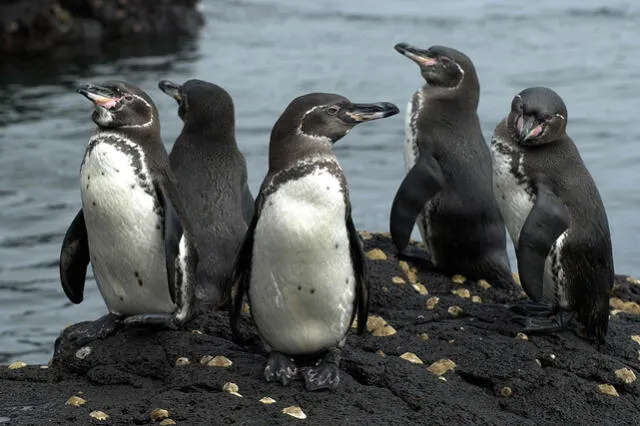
[123,95,134,102]
[440,57,450,65]
[326,106,340,116]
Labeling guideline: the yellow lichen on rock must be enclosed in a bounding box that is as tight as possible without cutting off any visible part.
[626,276,640,285]
[359,230,373,240]
[609,298,640,315]
[89,411,109,421]
[366,315,396,336]
[471,295,483,303]
[392,276,406,285]
[366,248,387,261]
[222,382,242,397]
[260,397,277,404]
[500,386,513,397]
[412,283,429,295]
[451,288,471,298]
[208,355,233,367]
[175,357,190,366]
[399,261,419,284]
[451,274,466,284]
[159,420,177,426]
[8,361,27,370]
[150,408,169,421]
[614,368,637,384]
[376,349,386,357]
[419,332,429,341]
[597,384,619,397]
[448,306,463,317]
[282,406,307,419]
[515,332,529,340]
[65,396,86,407]
[425,297,440,310]
[427,359,456,376]
[400,352,424,364]
[632,335,640,345]
[242,303,251,314]
[477,280,492,290]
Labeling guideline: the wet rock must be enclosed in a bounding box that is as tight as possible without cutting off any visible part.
[0,232,639,425]
[0,0,205,56]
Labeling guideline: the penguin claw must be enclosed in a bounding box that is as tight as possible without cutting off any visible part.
[122,314,178,330]
[264,352,298,386]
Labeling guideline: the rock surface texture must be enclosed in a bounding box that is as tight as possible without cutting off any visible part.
[0,0,204,55]
[1,233,639,425]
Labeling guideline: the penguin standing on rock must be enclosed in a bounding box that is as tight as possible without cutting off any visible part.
[230,93,399,391]
[59,80,199,343]
[491,86,614,342]
[389,42,515,289]
[158,78,254,309]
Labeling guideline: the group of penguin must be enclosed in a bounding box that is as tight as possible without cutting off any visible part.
[57,42,614,392]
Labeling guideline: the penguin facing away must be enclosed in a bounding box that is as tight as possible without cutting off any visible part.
[230,93,399,391]
[158,78,254,309]
[59,80,199,343]
[491,86,614,342]
[389,42,515,289]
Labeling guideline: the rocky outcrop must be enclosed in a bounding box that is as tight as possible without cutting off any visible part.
[0,0,204,56]
[1,233,639,425]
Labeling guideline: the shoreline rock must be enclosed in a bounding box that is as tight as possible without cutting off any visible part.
[0,0,205,56]
[1,233,639,425]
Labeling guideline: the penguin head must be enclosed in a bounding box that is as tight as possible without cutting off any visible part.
[394,43,476,90]
[274,93,399,145]
[508,87,568,146]
[77,80,159,130]
[158,79,235,136]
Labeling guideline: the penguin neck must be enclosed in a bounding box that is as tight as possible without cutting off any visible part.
[421,77,479,111]
[181,114,235,142]
[268,135,336,175]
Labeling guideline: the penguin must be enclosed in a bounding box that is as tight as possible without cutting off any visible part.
[389,42,515,289]
[229,93,399,391]
[59,80,199,342]
[158,78,254,309]
[490,86,614,343]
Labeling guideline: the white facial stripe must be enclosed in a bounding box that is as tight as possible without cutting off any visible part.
[296,105,332,144]
[120,93,155,128]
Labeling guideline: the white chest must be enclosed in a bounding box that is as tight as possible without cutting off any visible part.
[403,91,423,173]
[490,138,535,247]
[249,168,356,354]
[80,136,174,316]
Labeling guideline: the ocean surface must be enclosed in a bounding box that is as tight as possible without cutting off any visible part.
[1,0,639,364]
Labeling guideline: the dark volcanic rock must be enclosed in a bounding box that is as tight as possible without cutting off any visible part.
[1,233,639,425]
[0,0,204,56]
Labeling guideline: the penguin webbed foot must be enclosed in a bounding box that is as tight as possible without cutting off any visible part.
[397,246,436,271]
[509,300,557,317]
[63,313,122,347]
[122,314,178,330]
[301,348,341,392]
[512,310,574,335]
[264,351,298,386]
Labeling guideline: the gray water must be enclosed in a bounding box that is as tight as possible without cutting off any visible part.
[1,0,639,364]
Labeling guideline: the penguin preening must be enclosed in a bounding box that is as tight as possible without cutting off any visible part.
[389,42,515,289]
[491,86,614,343]
[159,78,254,309]
[230,92,399,391]
[59,80,198,344]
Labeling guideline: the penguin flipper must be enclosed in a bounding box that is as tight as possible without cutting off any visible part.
[229,192,263,340]
[389,153,444,253]
[346,211,369,335]
[59,209,90,304]
[241,181,255,226]
[516,182,570,302]
[156,182,184,305]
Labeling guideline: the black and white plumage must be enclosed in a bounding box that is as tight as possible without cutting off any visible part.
[389,42,515,289]
[59,80,198,342]
[491,86,614,343]
[230,93,399,391]
[158,78,254,309]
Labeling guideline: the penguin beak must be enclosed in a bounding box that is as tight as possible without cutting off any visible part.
[394,42,438,66]
[518,115,544,142]
[158,80,183,103]
[77,84,120,109]
[345,102,400,122]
